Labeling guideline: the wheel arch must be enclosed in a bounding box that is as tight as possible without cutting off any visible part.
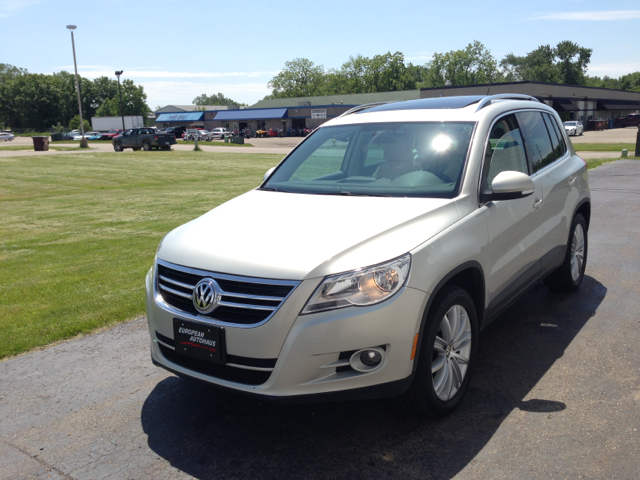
[574,198,591,230]
[411,261,486,374]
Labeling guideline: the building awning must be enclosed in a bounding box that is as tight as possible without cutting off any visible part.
[596,100,640,110]
[156,112,204,122]
[211,108,288,121]
[552,98,579,111]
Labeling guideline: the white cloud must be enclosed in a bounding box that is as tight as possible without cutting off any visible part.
[141,81,272,108]
[532,10,640,21]
[587,63,640,77]
[72,68,279,79]
[0,0,40,18]
[406,52,433,63]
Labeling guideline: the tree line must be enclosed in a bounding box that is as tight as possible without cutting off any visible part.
[0,64,150,131]
[266,41,640,98]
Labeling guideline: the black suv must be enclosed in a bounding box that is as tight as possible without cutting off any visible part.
[615,113,640,128]
[164,126,187,139]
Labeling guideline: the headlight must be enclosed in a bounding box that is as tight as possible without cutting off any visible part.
[301,254,411,314]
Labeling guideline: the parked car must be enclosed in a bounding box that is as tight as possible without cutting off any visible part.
[614,113,640,128]
[71,132,99,140]
[563,121,583,136]
[0,131,15,141]
[112,127,177,151]
[210,128,233,140]
[146,94,590,417]
[101,129,124,140]
[164,126,187,139]
[85,132,103,140]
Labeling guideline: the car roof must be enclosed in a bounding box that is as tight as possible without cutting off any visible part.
[324,94,553,127]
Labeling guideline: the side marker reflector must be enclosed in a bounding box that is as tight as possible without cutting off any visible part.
[411,333,419,360]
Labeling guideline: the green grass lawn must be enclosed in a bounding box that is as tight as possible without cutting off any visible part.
[0,150,281,359]
[572,143,636,152]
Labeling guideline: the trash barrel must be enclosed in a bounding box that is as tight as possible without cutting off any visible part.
[231,136,244,145]
[50,132,63,141]
[32,136,49,151]
[224,137,229,143]
[609,119,614,129]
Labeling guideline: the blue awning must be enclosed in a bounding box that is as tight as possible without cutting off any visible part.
[212,108,288,121]
[156,112,204,122]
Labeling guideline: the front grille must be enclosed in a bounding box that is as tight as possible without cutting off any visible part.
[158,344,272,385]
[156,260,298,326]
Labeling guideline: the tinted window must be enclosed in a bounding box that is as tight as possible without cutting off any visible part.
[543,113,566,159]
[484,114,529,189]
[518,111,555,173]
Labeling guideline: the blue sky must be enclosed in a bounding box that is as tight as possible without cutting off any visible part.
[1,0,639,108]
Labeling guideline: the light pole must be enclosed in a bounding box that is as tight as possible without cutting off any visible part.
[115,71,126,131]
[66,25,88,148]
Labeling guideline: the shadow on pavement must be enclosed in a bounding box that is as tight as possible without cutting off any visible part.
[141,276,606,479]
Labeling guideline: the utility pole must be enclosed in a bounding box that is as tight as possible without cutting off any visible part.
[67,25,88,148]
[115,71,126,131]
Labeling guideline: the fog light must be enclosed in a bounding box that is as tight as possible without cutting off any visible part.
[360,349,382,366]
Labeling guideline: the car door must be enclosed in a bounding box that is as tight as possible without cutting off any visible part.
[481,113,545,315]
[520,111,582,272]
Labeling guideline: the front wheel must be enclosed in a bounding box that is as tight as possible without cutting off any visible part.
[113,142,122,152]
[544,213,588,292]
[400,285,478,417]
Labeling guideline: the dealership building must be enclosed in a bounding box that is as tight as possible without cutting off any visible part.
[155,82,640,133]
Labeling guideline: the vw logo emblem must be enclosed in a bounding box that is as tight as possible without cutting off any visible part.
[193,278,220,314]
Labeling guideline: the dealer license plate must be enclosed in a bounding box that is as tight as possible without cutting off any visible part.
[165,142,170,145]
[173,318,226,364]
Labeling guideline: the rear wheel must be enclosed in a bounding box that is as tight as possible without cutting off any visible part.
[142,141,151,151]
[544,213,588,292]
[400,285,478,417]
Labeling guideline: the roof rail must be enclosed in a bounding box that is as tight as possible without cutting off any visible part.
[475,94,541,112]
[338,101,394,118]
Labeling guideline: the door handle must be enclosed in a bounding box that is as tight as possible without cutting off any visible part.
[568,177,577,188]
[533,198,543,210]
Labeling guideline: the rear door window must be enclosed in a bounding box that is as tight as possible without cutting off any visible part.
[517,111,556,173]
[542,113,566,160]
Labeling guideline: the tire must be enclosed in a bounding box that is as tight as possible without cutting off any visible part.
[544,213,588,292]
[400,285,478,417]
[142,141,151,151]
[113,142,122,152]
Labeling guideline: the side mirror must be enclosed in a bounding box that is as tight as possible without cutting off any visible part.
[486,171,535,201]
[263,167,275,183]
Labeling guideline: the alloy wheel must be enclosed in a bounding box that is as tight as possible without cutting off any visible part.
[432,304,472,401]
[571,223,585,282]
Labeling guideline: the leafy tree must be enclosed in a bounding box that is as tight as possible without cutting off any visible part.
[500,41,592,85]
[192,92,243,106]
[95,79,149,120]
[267,58,327,98]
[418,41,500,88]
[69,115,91,132]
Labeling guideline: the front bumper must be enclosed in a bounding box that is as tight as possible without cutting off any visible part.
[145,264,427,400]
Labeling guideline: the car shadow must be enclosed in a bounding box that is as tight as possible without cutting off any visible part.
[141,276,606,479]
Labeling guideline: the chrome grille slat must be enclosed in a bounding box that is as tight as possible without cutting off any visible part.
[159,275,195,290]
[217,301,276,311]
[155,260,299,327]
[159,284,193,299]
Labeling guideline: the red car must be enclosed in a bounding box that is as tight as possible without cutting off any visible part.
[101,129,124,140]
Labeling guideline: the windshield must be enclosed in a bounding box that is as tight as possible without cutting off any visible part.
[262,122,475,198]
[564,122,577,126]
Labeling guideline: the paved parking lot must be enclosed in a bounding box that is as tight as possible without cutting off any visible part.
[1,160,639,480]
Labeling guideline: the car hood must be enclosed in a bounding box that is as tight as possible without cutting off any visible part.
[158,189,462,280]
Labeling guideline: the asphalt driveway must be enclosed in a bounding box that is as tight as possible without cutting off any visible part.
[1,160,639,479]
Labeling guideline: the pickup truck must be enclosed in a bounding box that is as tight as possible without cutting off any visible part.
[112,128,177,152]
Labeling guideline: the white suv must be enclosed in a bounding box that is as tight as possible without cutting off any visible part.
[145,94,590,416]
